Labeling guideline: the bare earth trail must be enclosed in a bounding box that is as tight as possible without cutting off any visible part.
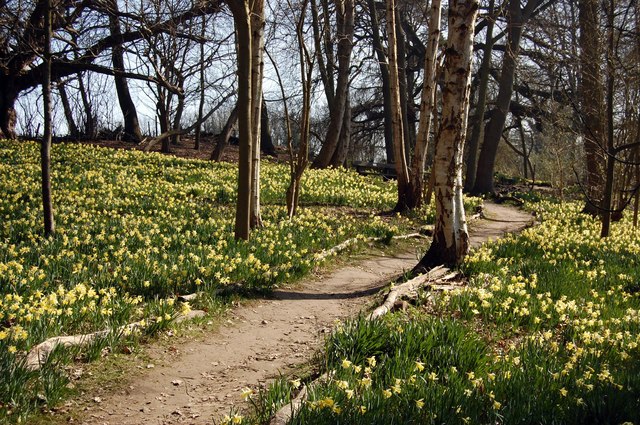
[79,203,533,425]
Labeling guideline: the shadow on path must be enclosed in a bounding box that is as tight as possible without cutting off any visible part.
[272,284,389,301]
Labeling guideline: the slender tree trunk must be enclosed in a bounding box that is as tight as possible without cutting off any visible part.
[158,88,171,153]
[425,163,436,205]
[578,0,606,214]
[311,0,354,168]
[284,0,313,218]
[396,6,413,161]
[260,99,277,156]
[41,0,55,237]
[387,0,411,211]
[57,80,80,138]
[171,89,185,145]
[250,0,265,229]
[464,0,494,192]
[635,4,640,228]
[601,0,615,237]
[108,0,142,143]
[310,0,334,105]
[195,17,206,150]
[211,105,238,161]
[330,94,351,167]
[414,0,478,271]
[519,121,527,179]
[634,145,639,227]
[0,80,18,139]
[76,73,95,139]
[472,0,535,195]
[229,2,253,240]
[407,0,442,210]
[366,0,394,163]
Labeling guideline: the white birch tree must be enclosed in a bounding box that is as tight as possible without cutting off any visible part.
[414,0,479,271]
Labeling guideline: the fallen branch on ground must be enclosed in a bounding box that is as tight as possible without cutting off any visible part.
[24,310,206,371]
[368,265,453,320]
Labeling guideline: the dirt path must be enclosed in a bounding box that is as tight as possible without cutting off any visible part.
[77,203,532,425]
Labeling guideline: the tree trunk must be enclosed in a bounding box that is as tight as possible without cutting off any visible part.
[195,17,206,150]
[578,0,606,214]
[634,147,639,227]
[415,0,478,271]
[158,88,171,153]
[108,0,142,143]
[41,0,55,236]
[311,0,354,168]
[386,0,411,211]
[57,80,80,138]
[260,99,277,156]
[407,0,442,210]
[171,90,185,145]
[600,0,615,238]
[211,105,238,161]
[396,6,413,161]
[229,2,253,241]
[250,0,265,229]
[285,0,313,219]
[0,81,18,139]
[463,0,494,192]
[330,94,351,167]
[366,0,394,163]
[77,73,96,139]
[310,0,334,105]
[635,5,640,228]
[472,0,534,195]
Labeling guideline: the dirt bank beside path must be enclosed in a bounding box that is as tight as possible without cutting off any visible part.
[75,202,533,425]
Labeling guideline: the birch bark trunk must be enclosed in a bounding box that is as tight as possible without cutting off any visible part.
[414,0,478,271]
[250,0,265,229]
[42,0,55,236]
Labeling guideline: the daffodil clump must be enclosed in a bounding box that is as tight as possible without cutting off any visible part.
[267,200,640,424]
[290,317,495,424]
[438,200,640,422]
[0,140,403,422]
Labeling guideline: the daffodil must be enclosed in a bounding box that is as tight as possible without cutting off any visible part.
[240,387,253,400]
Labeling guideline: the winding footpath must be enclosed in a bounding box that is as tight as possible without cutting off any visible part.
[72,202,533,425]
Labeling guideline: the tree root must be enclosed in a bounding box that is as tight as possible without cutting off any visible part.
[24,310,206,372]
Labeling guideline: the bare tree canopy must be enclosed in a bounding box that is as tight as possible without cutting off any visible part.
[0,0,223,138]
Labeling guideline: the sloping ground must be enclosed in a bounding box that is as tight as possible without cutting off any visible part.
[73,202,532,425]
